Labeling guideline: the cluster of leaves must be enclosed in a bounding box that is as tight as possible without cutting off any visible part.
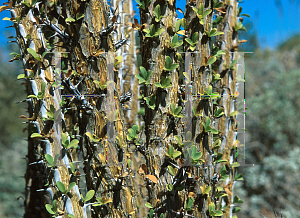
[143,24,164,38]
[127,125,140,142]
[65,13,85,23]
[136,66,153,84]
[206,24,224,38]
[170,103,183,118]
[28,81,46,99]
[163,56,179,71]
[193,4,212,25]
[136,0,152,10]
[62,132,79,149]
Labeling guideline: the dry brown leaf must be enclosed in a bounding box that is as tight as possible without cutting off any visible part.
[112,15,117,24]
[134,18,140,27]
[153,199,160,207]
[145,175,158,184]
[0,6,8,13]
[121,172,129,177]
[238,39,248,44]
[176,7,184,14]
[57,209,65,215]
[141,164,147,174]
[178,158,184,165]
[224,187,233,196]
[138,167,145,175]
[188,192,195,198]
[124,187,133,212]
[215,7,226,13]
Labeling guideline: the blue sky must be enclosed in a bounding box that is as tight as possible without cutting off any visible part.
[0,0,299,58]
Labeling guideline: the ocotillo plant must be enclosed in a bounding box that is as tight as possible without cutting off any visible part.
[1,0,248,217]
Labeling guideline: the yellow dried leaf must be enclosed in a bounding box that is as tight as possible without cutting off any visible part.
[145,175,158,184]
[98,153,106,164]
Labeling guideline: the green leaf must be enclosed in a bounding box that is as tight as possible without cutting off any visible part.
[114,56,123,67]
[192,32,199,43]
[65,17,75,22]
[213,16,223,25]
[198,4,204,16]
[210,128,219,134]
[154,82,162,88]
[84,190,95,202]
[17,74,26,79]
[128,159,132,168]
[70,162,75,173]
[212,139,221,150]
[68,214,76,218]
[136,0,145,9]
[67,139,79,149]
[164,56,172,70]
[207,56,216,65]
[27,48,40,61]
[204,117,211,130]
[234,173,244,181]
[173,106,182,115]
[67,182,76,193]
[154,28,164,37]
[214,108,224,118]
[230,111,239,116]
[233,195,243,203]
[154,5,161,18]
[45,154,54,165]
[213,210,223,216]
[166,183,173,191]
[203,9,212,17]
[45,204,56,214]
[203,186,211,195]
[174,135,183,146]
[232,207,241,213]
[167,166,175,176]
[173,151,181,159]
[185,38,194,46]
[181,18,186,29]
[175,19,181,32]
[30,133,43,138]
[161,77,172,88]
[145,74,153,84]
[140,66,147,79]
[85,132,100,142]
[170,103,176,114]
[145,202,153,209]
[21,0,31,7]
[149,209,154,218]
[209,202,215,213]
[168,63,179,71]
[167,145,174,158]
[138,107,145,115]
[186,197,194,209]
[229,162,240,167]
[192,151,202,160]
[76,13,85,20]
[56,181,66,193]
[212,31,224,36]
